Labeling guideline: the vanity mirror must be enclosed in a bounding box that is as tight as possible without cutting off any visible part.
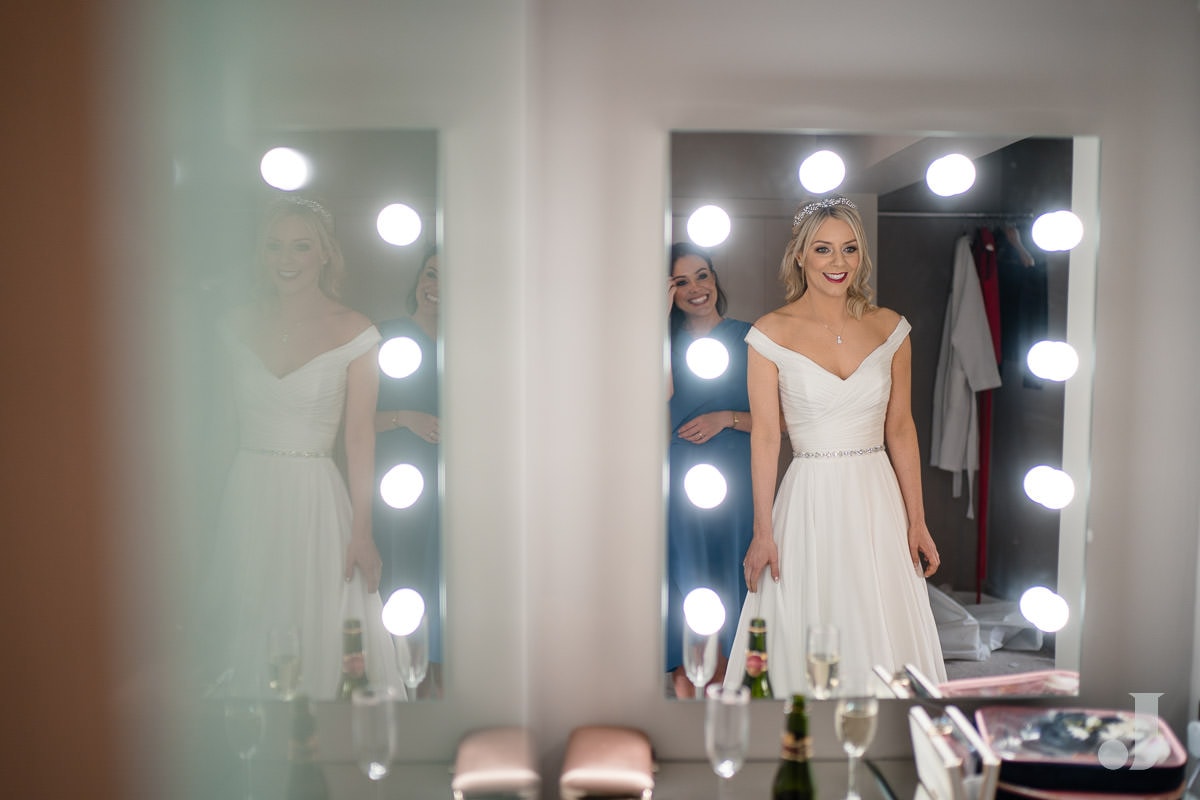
[665,130,1097,699]
[185,128,444,700]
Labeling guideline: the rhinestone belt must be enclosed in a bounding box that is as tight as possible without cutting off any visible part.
[242,447,332,458]
[794,444,885,459]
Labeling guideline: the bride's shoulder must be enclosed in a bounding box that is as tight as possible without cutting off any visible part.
[863,305,902,336]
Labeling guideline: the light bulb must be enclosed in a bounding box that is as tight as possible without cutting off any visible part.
[925,154,976,197]
[1031,210,1084,251]
[1026,340,1079,381]
[260,147,310,191]
[1019,586,1069,632]
[798,150,846,194]
[379,336,423,379]
[683,588,726,636]
[687,205,731,247]
[685,337,730,380]
[683,464,727,509]
[377,203,423,246]
[1023,465,1075,509]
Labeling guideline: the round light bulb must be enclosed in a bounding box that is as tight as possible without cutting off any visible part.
[1019,586,1069,633]
[379,336,423,379]
[1031,210,1084,251]
[925,153,976,197]
[798,150,846,194]
[380,463,425,509]
[683,464,727,509]
[1023,465,1075,510]
[686,205,731,247]
[259,147,311,191]
[685,337,730,380]
[1026,340,1079,382]
[377,203,423,246]
[683,587,726,636]
[382,588,426,636]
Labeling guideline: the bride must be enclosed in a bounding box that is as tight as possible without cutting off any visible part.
[724,196,946,697]
[211,195,403,699]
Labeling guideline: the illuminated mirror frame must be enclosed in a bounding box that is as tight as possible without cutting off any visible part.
[664,131,1098,699]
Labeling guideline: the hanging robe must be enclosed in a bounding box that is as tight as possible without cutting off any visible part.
[930,235,1003,518]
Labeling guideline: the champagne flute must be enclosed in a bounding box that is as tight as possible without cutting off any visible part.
[682,625,719,698]
[223,694,266,800]
[352,685,398,798]
[397,614,430,694]
[681,587,726,699]
[705,684,751,800]
[806,623,840,700]
[835,689,879,800]
[268,624,302,701]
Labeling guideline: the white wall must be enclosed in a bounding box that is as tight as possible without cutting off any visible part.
[141,0,1200,789]
[523,0,1200,773]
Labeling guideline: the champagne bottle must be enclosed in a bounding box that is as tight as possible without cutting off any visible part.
[771,694,816,800]
[285,695,330,800]
[741,617,774,698]
[336,618,369,700]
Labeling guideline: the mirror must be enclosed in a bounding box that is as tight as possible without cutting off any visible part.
[665,130,1096,698]
[185,128,444,700]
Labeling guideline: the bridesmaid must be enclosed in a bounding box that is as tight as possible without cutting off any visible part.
[665,242,755,698]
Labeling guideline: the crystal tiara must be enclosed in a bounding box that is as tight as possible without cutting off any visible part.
[793,196,857,229]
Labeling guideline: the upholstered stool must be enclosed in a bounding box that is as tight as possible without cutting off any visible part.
[559,725,654,800]
[451,726,541,800]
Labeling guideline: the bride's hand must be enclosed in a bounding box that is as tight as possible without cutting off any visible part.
[743,535,780,593]
[908,523,940,577]
[345,535,384,593]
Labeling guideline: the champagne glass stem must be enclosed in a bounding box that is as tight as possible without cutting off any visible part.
[846,752,858,800]
[243,755,254,800]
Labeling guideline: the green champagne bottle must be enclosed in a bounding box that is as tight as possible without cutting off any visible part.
[335,618,369,700]
[741,617,774,698]
[771,694,816,800]
[285,695,330,800]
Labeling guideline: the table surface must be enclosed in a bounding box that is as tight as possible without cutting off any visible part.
[231,757,918,799]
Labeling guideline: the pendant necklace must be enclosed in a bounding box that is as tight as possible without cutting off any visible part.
[822,316,849,345]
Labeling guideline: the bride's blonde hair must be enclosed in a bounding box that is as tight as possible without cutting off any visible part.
[779,197,876,319]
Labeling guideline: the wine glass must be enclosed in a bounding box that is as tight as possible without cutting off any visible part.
[705,684,751,799]
[268,624,302,700]
[806,623,841,699]
[682,625,719,698]
[223,693,266,800]
[835,687,879,800]
[397,613,430,694]
[352,685,398,798]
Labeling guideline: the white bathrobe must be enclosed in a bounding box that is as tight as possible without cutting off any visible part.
[930,235,1002,518]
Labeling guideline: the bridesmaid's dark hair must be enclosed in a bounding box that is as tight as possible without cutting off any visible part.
[668,241,728,338]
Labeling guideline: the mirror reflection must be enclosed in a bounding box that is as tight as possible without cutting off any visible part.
[193,129,443,701]
[666,131,1093,699]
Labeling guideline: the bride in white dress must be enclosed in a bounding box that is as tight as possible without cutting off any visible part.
[213,195,403,699]
[724,196,946,698]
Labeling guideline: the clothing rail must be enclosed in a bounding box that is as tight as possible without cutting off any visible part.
[877,210,1036,219]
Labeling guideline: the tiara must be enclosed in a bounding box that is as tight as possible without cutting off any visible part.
[793,196,857,229]
[278,194,334,228]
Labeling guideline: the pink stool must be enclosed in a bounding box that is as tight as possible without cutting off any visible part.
[451,726,541,800]
[559,726,654,800]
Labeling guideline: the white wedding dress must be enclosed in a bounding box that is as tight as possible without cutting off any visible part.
[215,324,404,700]
[723,317,947,697]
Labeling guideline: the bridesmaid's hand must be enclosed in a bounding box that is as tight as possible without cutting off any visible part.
[743,535,780,593]
[345,535,384,593]
[407,411,440,444]
[676,412,727,444]
[908,523,940,577]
